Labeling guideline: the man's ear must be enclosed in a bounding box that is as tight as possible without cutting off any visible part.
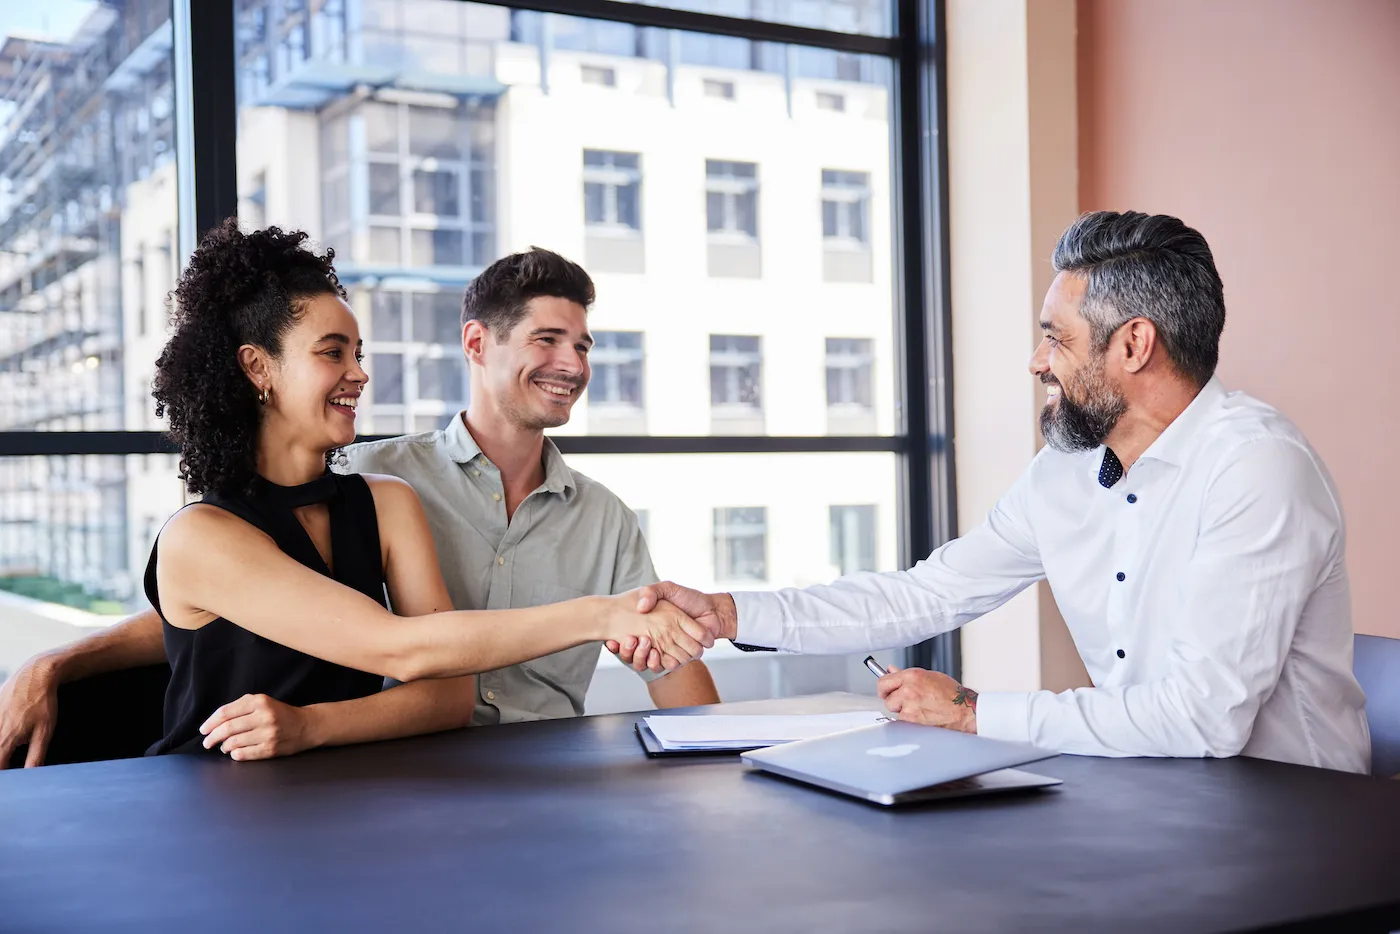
[462,319,490,366]
[237,344,272,393]
[1119,318,1159,374]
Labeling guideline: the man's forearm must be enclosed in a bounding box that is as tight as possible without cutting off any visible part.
[647,660,719,708]
[302,676,477,749]
[36,608,166,682]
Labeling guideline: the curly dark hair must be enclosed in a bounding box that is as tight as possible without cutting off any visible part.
[153,219,345,495]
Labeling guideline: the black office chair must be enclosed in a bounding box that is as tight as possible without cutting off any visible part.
[5,664,170,769]
[1354,634,1400,779]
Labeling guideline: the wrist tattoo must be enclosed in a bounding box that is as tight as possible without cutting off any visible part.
[952,685,978,711]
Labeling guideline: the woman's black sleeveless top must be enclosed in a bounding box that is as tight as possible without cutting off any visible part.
[144,471,387,756]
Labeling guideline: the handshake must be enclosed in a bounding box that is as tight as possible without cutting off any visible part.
[602,581,738,673]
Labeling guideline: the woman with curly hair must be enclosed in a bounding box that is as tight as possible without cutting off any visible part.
[143,220,708,757]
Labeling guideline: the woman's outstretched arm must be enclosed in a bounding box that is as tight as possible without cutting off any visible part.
[155,504,714,684]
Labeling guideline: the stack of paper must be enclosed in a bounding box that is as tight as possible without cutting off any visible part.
[642,711,887,752]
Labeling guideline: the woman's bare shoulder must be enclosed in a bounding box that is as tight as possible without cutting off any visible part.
[158,502,271,554]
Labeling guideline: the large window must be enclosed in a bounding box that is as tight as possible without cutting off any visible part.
[1,0,955,709]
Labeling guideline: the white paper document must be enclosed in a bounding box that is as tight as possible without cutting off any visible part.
[642,711,887,751]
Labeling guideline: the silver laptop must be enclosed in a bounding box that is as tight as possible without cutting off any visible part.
[740,720,1061,806]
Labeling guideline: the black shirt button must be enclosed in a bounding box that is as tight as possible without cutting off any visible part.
[1116,649,1126,659]
[1115,572,1126,582]
[1126,494,1137,504]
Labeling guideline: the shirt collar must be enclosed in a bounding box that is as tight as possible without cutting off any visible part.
[442,411,577,498]
[1135,375,1227,468]
[1081,375,1227,484]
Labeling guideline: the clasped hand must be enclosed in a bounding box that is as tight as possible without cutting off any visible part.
[606,582,732,673]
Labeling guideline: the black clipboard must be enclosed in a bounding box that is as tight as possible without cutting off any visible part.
[633,720,765,758]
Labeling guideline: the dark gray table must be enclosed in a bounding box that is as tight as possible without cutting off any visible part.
[3,692,1399,933]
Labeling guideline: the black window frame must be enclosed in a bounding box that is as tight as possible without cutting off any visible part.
[0,0,958,679]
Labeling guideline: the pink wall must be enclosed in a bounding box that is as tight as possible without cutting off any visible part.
[1078,0,1400,637]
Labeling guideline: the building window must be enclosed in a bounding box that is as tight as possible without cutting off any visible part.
[590,331,645,411]
[825,338,874,410]
[703,78,736,100]
[714,507,767,582]
[830,505,877,576]
[706,160,759,239]
[821,169,870,246]
[710,335,762,412]
[581,64,617,87]
[583,150,642,232]
[815,91,846,112]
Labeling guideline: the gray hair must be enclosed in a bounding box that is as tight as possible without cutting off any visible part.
[1052,211,1225,387]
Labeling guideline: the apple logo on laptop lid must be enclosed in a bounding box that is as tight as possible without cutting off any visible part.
[866,744,920,758]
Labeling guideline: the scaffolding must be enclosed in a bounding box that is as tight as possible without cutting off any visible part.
[0,1,171,606]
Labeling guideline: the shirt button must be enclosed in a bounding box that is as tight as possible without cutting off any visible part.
[486,691,496,701]
[1126,494,1137,504]
[471,469,480,477]
[492,492,501,502]
[497,555,505,566]
[1115,572,1126,582]
[1116,649,1126,659]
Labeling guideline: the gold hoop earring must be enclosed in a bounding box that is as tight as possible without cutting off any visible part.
[258,386,270,406]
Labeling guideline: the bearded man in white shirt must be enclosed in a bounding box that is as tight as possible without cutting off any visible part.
[616,210,1371,774]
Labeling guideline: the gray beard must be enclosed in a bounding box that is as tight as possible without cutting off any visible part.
[1039,362,1127,453]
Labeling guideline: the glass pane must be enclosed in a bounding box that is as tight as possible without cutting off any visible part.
[412,292,463,344]
[324,173,351,232]
[1,11,179,433]
[584,182,608,225]
[362,102,399,154]
[615,183,641,229]
[0,455,184,678]
[369,163,402,216]
[372,353,405,403]
[573,452,901,713]
[372,292,406,342]
[416,356,468,403]
[414,168,461,216]
[0,8,182,670]
[411,228,465,267]
[236,2,897,442]
[409,107,464,159]
[705,191,726,232]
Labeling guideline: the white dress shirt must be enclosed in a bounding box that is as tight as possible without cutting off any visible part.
[734,378,1371,773]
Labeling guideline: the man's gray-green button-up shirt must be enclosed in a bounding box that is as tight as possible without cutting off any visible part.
[339,413,658,725]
